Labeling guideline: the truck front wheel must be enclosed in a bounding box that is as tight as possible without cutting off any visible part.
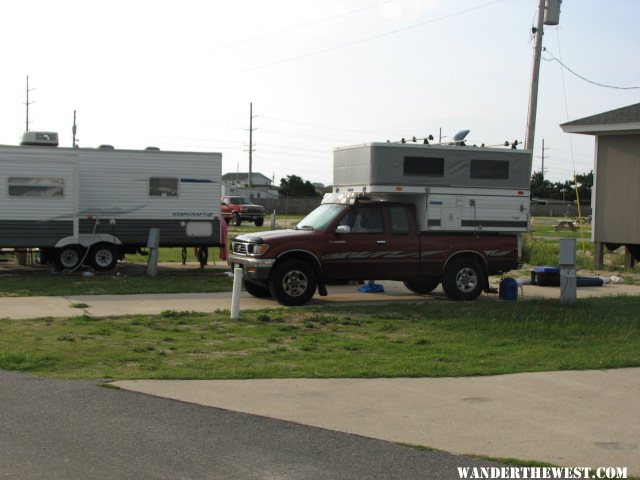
[269,259,317,306]
[243,279,271,298]
[442,257,484,301]
[232,212,242,226]
[403,277,440,294]
[254,217,264,227]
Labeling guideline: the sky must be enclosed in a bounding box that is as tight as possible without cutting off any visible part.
[0,0,638,186]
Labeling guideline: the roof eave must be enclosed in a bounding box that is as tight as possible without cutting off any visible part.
[561,122,640,135]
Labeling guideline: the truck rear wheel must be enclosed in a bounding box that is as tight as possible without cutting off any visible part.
[403,277,440,294]
[442,257,484,301]
[268,259,317,306]
[91,243,118,271]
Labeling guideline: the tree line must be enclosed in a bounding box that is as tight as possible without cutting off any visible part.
[530,170,593,204]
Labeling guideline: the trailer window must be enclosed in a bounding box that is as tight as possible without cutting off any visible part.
[403,156,444,177]
[470,160,509,179]
[8,177,64,197]
[150,177,178,197]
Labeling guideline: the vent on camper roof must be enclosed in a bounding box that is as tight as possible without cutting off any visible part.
[98,145,115,150]
[145,146,160,151]
[20,131,59,147]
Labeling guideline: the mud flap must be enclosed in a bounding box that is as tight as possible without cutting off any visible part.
[317,281,328,296]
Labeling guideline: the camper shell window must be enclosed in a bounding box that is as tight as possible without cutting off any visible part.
[403,156,444,177]
[8,177,64,197]
[150,177,178,197]
[470,160,509,179]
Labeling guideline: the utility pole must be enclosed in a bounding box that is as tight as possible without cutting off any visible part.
[525,0,562,150]
[248,102,256,188]
[24,76,35,132]
[539,138,551,180]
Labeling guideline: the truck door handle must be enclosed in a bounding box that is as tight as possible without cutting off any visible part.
[329,240,346,244]
[376,240,387,245]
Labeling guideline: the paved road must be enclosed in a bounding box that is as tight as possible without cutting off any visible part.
[0,370,499,480]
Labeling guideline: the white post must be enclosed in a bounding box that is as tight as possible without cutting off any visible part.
[230,267,243,319]
[146,228,160,277]
[559,238,576,305]
[271,210,276,230]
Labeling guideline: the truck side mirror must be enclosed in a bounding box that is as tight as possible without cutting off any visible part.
[335,225,351,234]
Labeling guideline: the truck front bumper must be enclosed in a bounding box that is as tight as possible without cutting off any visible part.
[227,254,275,281]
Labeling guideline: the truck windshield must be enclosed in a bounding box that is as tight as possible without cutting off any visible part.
[296,204,346,231]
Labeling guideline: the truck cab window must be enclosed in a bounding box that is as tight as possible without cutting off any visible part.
[389,206,410,234]
[338,207,384,233]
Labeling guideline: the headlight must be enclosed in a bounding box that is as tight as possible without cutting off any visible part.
[249,243,269,256]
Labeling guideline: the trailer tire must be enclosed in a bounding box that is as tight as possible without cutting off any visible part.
[254,217,264,227]
[56,246,83,270]
[243,280,271,298]
[403,277,440,294]
[232,212,242,226]
[442,257,484,301]
[197,246,208,268]
[268,259,317,306]
[90,243,118,271]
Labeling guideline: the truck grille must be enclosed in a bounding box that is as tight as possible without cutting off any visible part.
[232,242,248,255]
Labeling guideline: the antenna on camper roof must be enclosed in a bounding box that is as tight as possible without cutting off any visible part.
[23,76,35,133]
[72,110,78,148]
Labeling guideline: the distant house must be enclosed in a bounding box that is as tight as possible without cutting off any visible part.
[561,102,640,268]
[221,172,278,200]
[222,172,272,187]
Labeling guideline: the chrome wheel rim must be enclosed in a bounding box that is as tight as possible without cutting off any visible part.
[456,267,478,293]
[282,270,308,297]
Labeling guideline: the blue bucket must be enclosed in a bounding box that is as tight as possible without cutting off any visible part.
[499,278,518,300]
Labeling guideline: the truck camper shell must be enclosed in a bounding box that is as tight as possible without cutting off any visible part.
[330,142,532,233]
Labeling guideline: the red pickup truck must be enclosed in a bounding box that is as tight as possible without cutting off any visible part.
[221,196,265,226]
[228,199,520,306]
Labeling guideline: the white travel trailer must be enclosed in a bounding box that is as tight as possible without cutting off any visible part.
[0,132,224,270]
[329,142,532,234]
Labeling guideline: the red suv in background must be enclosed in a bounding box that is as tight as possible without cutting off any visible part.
[221,196,265,226]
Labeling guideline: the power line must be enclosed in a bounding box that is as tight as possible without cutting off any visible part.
[232,0,506,73]
[543,49,640,90]
[214,0,401,51]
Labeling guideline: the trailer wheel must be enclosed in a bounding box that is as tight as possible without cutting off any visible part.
[91,243,118,271]
[56,246,82,270]
[197,246,208,268]
[243,279,271,298]
[232,212,242,226]
[442,257,484,301]
[254,217,264,227]
[268,259,317,306]
[403,277,440,294]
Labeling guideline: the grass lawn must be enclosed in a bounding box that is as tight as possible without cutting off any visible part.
[0,268,233,297]
[1,297,638,380]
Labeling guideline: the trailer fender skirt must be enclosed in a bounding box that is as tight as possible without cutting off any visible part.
[55,234,122,249]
